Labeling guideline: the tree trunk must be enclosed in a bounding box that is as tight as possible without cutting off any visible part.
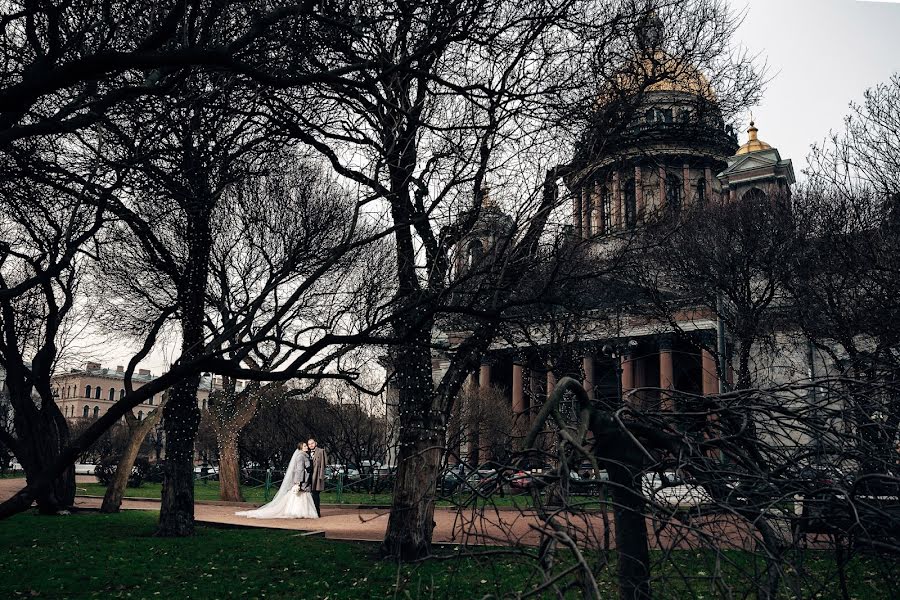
[382,435,442,560]
[381,319,444,560]
[605,441,651,600]
[14,402,74,514]
[217,433,243,502]
[101,409,162,513]
[158,377,202,536]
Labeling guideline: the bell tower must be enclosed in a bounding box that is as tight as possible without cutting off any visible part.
[717,120,795,201]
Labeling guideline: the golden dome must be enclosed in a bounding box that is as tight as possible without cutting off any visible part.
[735,121,772,155]
[614,51,716,101]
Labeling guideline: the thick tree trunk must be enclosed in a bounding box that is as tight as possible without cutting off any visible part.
[14,403,74,514]
[158,378,202,536]
[381,318,444,560]
[382,435,442,560]
[217,434,243,502]
[101,409,162,513]
[604,438,651,600]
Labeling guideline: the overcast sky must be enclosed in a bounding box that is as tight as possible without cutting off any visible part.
[732,0,900,175]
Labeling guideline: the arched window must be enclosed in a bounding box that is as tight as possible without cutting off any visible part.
[85,385,92,398]
[93,406,100,419]
[601,187,612,234]
[108,387,115,401]
[466,239,484,269]
[119,389,125,401]
[666,174,682,215]
[696,178,707,205]
[743,187,767,202]
[624,179,637,228]
[137,411,143,421]
[94,386,101,399]
[83,405,90,418]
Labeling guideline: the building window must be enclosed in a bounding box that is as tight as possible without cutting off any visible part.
[624,179,637,228]
[148,396,154,406]
[601,186,612,234]
[94,386,101,399]
[666,174,682,215]
[108,387,115,402]
[83,405,90,418]
[85,385,92,398]
[93,406,100,419]
[202,399,207,411]
[743,187,767,202]
[696,178,707,205]
[137,411,143,421]
[119,388,125,401]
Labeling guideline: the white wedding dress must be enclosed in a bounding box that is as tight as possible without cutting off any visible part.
[235,450,318,519]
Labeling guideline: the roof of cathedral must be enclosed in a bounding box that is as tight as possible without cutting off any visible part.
[735,121,772,155]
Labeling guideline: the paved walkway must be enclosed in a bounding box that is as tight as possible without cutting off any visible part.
[0,476,764,549]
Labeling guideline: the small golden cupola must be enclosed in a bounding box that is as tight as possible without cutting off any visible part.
[735,120,773,155]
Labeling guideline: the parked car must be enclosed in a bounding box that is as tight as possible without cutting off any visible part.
[509,470,534,490]
[74,463,96,475]
[641,471,713,508]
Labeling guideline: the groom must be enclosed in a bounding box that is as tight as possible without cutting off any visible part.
[307,438,327,517]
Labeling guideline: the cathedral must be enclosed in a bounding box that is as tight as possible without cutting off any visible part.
[430,45,797,466]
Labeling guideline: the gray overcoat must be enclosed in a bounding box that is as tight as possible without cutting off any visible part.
[293,451,311,491]
[310,447,327,492]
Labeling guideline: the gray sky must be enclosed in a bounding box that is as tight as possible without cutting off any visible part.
[733,0,900,176]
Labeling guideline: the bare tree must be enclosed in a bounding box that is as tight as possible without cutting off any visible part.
[274,0,761,559]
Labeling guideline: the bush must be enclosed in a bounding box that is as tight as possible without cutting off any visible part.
[93,457,118,486]
[145,463,165,484]
[128,458,151,488]
[94,456,152,488]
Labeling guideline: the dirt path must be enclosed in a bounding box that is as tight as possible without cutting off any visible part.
[0,476,761,549]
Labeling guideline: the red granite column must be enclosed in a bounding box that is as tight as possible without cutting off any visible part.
[701,349,719,396]
[572,188,583,237]
[465,373,478,466]
[582,353,595,400]
[478,361,492,464]
[658,166,666,211]
[683,164,691,205]
[512,362,525,445]
[582,185,592,238]
[659,336,674,411]
[621,353,634,402]
[546,370,557,399]
[613,171,622,228]
[634,165,643,218]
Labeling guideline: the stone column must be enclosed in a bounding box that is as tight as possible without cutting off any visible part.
[658,166,666,211]
[478,361,492,464]
[634,165,643,218]
[572,188,583,236]
[683,164,691,205]
[465,373,478,466]
[582,353,595,400]
[546,370,557,399]
[479,361,492,388]
[621,353,634,400]
[592,182,603,234]
[581,185,592,238]
[613,171,622,228]
[512,362,525,445]
[701,348,719,396]
[659,336,674,411]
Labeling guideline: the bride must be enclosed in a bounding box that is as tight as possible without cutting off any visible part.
[235,442,319,519]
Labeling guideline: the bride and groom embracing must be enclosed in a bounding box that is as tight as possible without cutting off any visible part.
[236,438,327,519]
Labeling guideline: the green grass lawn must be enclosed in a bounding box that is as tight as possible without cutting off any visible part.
[1,510,896,599]
[0,511,542,599]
